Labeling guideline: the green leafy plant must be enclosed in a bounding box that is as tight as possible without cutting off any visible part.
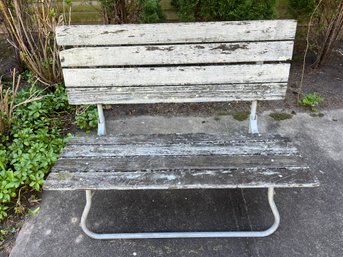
[0,227,15,241]
[26,207,40,217]
[0,82,71,220]
[0,69,41,136]
[298,92,324,112]
[0,205,9,220]
[75,106,98,133]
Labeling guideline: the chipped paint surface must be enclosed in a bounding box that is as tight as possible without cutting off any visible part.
[44,134,319,191]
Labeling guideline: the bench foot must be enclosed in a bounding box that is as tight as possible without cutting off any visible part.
[80,188,280,239]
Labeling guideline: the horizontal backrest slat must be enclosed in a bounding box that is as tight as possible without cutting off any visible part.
[57,20,296,105]
[66,83,288,105]
[63,64,290,87]
[56,20,297,46]
[60,41,294,67]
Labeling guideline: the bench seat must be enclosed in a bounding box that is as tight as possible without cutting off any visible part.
[44,134,318,191]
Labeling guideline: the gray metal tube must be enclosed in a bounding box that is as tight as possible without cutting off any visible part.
[80,188,280,239]
[249,100,259,134]
[97,104,106,136]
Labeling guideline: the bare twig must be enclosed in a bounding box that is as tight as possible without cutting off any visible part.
[312,3,343,68]
[0,0,65,86]
[298,0,324,101]
[0,69,42,135]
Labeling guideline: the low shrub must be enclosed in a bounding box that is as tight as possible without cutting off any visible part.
[288,0,317,19]
[99,0,165,24]
[171,0,277,21]
[140,0,165,23]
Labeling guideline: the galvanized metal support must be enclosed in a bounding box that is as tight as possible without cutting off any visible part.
[97,104,106,136]
[80,188,280,239]
[249,100,259,134]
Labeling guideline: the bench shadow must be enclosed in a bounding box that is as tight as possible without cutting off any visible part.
[87,189,271,234]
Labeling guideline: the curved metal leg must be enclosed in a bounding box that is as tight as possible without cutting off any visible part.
[80,188,280,239]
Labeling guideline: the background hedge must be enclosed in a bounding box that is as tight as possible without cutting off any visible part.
[171,0,277,21]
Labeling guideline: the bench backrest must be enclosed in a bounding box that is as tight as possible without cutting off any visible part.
[56,20,297,105]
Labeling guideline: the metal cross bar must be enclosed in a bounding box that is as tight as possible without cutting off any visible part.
[97,104,106,136]
[80,188,280,239]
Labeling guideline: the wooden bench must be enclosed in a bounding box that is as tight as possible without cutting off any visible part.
[44,20,319,239]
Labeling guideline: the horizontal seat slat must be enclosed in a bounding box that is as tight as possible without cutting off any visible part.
[52,155,307,173]
[68,134,291,145]
[60,145,298,158]
[60,41,294,67]
[66,83,287,104]
[44,168,318,191]
[59,134,298,158]
[56,20,297,46]
[63,64,290,88]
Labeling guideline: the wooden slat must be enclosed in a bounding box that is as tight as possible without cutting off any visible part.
[68,134,291,146]
[59,134,298,158]
[60,144,297,158]
[44,168,319,190]
[56,20,297,46]
[60,41,294,67]
[66,83,287,104]
[52,155,307,173]
[63,64,290,88]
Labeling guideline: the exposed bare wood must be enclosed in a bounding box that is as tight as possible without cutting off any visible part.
[44,134,318,190]
[66,83,287,104]
[63,64,290,88]
[68,133,291,146]
[52,155,307,173]
[56,20,297,46]
[44,168,319,191]
[59,41,294,67]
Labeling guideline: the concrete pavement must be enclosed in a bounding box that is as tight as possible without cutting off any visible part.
[9,109,343,257]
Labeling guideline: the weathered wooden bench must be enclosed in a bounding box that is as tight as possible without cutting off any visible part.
[44,20,319,239]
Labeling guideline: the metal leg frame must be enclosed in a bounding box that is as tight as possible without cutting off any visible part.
[249,100,259,134]
[80,188,280,239]
[97,104,106,136]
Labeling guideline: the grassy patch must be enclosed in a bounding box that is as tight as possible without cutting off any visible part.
[269,112,293,120]
[232,111,249,121]
[310,112,325,118]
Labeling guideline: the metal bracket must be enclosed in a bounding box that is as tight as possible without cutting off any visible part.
[97,104,106,136]
[80,188,280,239]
